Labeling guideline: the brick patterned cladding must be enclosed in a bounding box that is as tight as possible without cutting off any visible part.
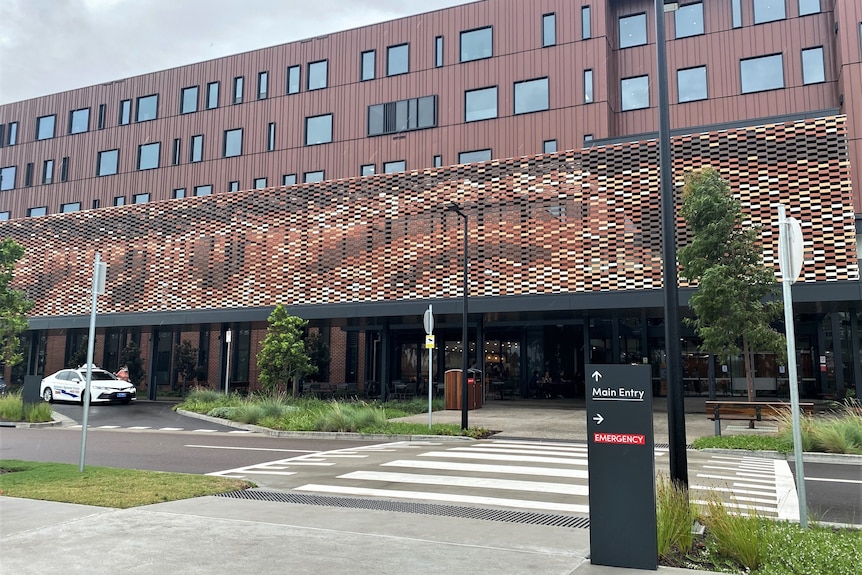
[2,116,857,320]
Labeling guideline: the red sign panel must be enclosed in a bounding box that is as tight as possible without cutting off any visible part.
[593,433,646,445]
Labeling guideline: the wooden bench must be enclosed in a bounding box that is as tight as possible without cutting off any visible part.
[705,400,815,436]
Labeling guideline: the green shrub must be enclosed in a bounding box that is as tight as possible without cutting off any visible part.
[777,401,862,455]
[692,434,791,452]
[655,474,696,559]
[23,400,53,423]
[757,522,862,575]
[703,495,768,571]
[0,392,53,423]
[206,406,239,419]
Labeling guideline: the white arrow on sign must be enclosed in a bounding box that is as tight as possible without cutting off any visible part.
[593,413,604,425]
[591,370,602,382]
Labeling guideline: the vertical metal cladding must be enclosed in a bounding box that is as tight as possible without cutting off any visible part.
[0,116,857,320]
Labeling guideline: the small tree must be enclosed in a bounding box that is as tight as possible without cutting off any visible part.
[305,331,330,382]
[677,167,785,403]
[0,239,34,367]
[68,337,89,368]
[174,339,198,395]
[257,304,312,397]
[119,341,146,388]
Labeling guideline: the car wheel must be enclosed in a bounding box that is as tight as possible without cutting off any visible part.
[42,388,54,403]
[79,391,88,405]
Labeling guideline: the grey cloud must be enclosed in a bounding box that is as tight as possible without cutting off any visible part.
[0,0,472,104]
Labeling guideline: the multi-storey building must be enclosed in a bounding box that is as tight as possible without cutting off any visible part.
[0,0,860,399]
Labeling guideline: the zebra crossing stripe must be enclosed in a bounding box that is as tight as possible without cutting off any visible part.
[448,446,588,458]
[339,470,590,496]
[382,459,589,479]
[294,484,590,514]
[419,451,588,466]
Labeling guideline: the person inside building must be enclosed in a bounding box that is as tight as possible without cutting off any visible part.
[539,370,553,399]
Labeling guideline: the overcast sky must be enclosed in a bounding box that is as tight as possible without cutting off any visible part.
[0,0,474,104]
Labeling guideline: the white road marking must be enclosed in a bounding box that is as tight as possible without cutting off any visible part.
[419,451,589,466]
[128,426,151,430]
[158,427,184,431]
[295,484,590,514]
[185,444,318,453]
[773,459,799,521]
[449,446,588,458]
[805,477,862,485]
[97,425,121,429]
[383,459,589,479]
[340,470,590,496]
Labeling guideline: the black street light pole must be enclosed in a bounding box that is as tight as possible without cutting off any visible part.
[655,0,688,486]
[447,202,469,430]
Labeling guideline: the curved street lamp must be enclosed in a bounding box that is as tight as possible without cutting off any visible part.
[447,202,469,430]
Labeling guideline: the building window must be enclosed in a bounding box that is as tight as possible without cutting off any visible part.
[0,166,16,190]
[287,65,300,94]
[233,76,244,104]
[584,69,594,103]
[675,3,704,38]
[361,50,375,81]
[267,122,276,151]
[133,193,149,204]
[258,71,268,99]
[459,149,491,164]
[136,94,158,122]
[228,181,239,192]
[92,199,100,209]
[27,206,47,217]
[25,163,33,187]
[798,0,819,16]
[194,185,212,196]
[137,142,161,170]
[542,13,556,47]
[367,95,437,136]
[254,177,267,189]
[69,108,90,134]
[619,13,647,48]
[0,125,5,148]
[387,44,409,76]
[223,128,243,157]
[677,66,707,102]
[61,202,80,213]
[172,188,186,199]
[282,174,297,185]
[802,47,825,84]
[514,77,549,114]
[190,135,203,163]
[582,6,592,39]
[584,134,594,144]
[435,36,444,67]
[97,104,106,129]
[97,149,119,176]
[7,122,17,146]
[181,86,198,114]
[206,81,219,109]
[36,115,55,140]
[305,114,333,145]
[171,138,181,165]
[753,0,785,24]
[731,0,742,27]
[460,27,492,62]
[543,140,557,153]
[308,60,328,90]
[383,160,406,174]
[465,86,497,122]
[0,212,9,221]
[119,99,131,125]
[361,164,375,176]
[61,157,69,182]
[621,75,649,110]
[42,159,54,184]
[433,155,442,168]
[303,170,324,183]
[113,196,125,206]
[740,54,784,93]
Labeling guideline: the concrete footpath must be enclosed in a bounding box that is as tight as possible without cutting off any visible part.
[0,396,805,574]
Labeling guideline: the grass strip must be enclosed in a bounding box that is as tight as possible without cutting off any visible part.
[0,460,254,508]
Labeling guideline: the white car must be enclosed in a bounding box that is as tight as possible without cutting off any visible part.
[40,366,136,404]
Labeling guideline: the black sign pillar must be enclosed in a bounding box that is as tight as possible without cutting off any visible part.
[586,364,657,570]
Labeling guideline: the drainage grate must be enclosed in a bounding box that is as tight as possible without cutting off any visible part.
[216,489,590,529]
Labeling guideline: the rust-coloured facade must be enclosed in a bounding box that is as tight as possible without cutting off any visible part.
[0,0,860,398]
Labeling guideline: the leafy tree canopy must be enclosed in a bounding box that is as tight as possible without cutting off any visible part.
[256,304,312,396]
[677,167,785,400]
[0,239,34,366]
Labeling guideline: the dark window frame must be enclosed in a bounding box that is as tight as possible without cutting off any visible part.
[36,114,56,140]
[435,36,444,67]
[674,2,704,39]
[464,85,498,122]
[619,13,647,49]
[119,99,131,125]
[181,86,199,114]
[257,71,269,100]
[459,26,493,62]
[305,113,333,146]
[233,76,244,104]
[621,75,650,111]
[97,149,119,177]
[97,104,106,129]
[458,149,492,164]
[135,94,158,122]
[801,46,825,85]
[677,65,708,102]
[367,95,437,136]
[387,43,410,76]
[303,170,325,183]
[287,65,300,94]
[223,128,243,157]
[513,77,549,115]
[69,107,90,134]
[136,141,161,171]
[307,60,328,91]
[190,134,204,163]
[542,13,556,47]
[206,81,220,109]
[582,6,592,39]
[361,50,376,81]
[42,159,54,184]
[753,0,786,24]
[267,122,276,152]
[740,53,785,93]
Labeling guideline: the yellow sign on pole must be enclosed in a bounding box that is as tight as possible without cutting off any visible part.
[425,335,435,349]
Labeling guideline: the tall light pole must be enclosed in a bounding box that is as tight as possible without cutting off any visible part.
[447,202,469,430]
[655,0,688,486]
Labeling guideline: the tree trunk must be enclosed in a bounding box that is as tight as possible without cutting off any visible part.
[742,336,755,428]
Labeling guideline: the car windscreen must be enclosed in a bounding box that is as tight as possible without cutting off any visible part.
[89,371,119,381]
